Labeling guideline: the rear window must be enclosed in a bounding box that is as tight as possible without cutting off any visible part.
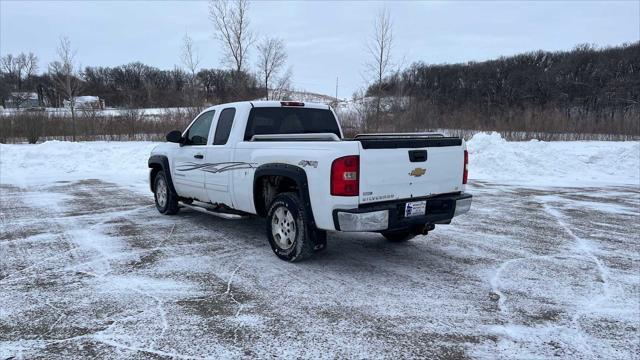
[244,107,340,141]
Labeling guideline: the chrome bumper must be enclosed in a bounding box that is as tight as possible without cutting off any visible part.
[454,196,472,217]
[334,193,472,232]
[336,210,389,232]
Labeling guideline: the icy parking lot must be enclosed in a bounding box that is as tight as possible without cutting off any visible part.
[1,135,639,359]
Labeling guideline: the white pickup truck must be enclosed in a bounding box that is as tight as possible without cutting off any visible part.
[149,101,472,261]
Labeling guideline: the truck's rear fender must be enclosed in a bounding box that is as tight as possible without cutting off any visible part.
[234,142,361,230]
[148,155,177,195]
[253,163,316,227]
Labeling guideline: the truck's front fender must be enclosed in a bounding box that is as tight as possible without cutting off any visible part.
[148,155,177,195]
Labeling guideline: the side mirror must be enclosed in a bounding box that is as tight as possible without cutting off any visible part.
[166,130,182,143]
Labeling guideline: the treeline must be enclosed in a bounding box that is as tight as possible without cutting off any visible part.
[363,43,640,136]
[83,64,262,108]
[0,63,263,109]
[0,108,202,144]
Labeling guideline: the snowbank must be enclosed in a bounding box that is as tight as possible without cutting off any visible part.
[0,141,160,194]
[0,134,638,193]
[467,132,640,186]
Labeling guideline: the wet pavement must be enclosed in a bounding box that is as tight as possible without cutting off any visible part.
[1,180,638,359]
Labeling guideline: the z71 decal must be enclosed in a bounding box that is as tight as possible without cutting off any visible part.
[176,162,257,174]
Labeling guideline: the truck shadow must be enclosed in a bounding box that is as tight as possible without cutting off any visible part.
[178,206,468,276]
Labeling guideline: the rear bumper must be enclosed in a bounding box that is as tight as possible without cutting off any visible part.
[333,192,472,232]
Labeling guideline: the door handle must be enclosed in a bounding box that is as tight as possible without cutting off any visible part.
[194,154,204,159]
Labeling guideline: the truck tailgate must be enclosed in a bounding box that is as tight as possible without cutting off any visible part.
[358,137,464,204]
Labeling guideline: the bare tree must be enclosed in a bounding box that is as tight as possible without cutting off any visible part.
[2,53,39,89]
[208,0,254,74]
[49,36,83,141]
[256,37,287,100]
[0,54,23,89]
[351,89,376,133]
[365,8,394,130]
[0,54,30,108]
[21,53,39,85]
[270,66,293,101]
[0,54,17,77]
[181,33,201,76]
[181,33,201,105]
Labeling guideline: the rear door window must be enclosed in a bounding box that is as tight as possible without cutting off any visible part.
[213,108,236,145]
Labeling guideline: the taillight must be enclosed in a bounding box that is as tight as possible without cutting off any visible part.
[463,150,469,184]
[331,155,359,196]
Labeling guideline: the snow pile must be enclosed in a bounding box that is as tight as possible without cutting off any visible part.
[1,134,638,192]
[0,141,160,193]
[467,132,640,186]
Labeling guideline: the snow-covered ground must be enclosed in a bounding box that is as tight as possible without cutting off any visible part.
[1,134,639,358]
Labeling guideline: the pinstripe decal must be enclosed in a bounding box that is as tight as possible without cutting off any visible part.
[176,162,257,174]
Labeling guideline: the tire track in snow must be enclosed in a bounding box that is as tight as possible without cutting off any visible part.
[539,200,612,317]
[490,195,612,313]
[65,218,177,354]
[0,204,154,284]
[487,193,618,357]
[224,262,246,344]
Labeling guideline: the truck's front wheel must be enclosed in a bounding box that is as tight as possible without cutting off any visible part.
[154,170,179,215]
[266,192,314,262]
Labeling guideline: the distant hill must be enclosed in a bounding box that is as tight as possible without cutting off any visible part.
[365,42,639,136]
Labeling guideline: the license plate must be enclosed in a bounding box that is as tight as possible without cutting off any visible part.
[405,201,426,217]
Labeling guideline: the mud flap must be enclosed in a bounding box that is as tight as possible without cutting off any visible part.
[310,229,327,251]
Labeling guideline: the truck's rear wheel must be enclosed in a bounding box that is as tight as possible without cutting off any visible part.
[154,170,179,215]
[266,192,314,262]
[382,229,416,243]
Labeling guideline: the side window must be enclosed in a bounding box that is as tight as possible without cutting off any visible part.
[185,110,215,145]
[213,108,236,145]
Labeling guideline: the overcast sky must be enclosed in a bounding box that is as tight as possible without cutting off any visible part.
[1,0,638,97]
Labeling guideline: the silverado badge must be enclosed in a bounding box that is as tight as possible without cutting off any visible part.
[409,167,427,177]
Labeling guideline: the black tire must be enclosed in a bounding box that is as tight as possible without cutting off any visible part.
[154,170,179,215]
[266,192,315,262]
[382,229,416,243]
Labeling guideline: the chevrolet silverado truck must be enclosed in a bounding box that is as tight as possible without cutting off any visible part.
[148,101,472,262]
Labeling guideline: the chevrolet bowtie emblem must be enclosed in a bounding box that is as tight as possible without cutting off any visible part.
[409,167,426,177]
